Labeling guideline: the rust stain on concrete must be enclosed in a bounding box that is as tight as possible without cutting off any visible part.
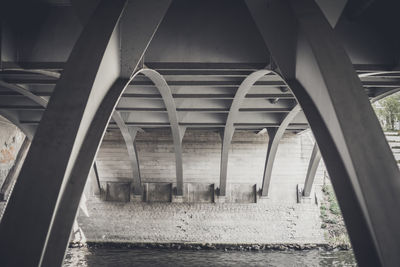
[0,146,15,163]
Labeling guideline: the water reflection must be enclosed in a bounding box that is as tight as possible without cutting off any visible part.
[64,248,357,267]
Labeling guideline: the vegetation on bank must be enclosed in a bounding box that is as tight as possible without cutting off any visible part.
[320,184,351,249]
[373,92,400,131]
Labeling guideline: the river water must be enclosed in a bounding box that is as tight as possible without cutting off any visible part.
[64,248,357,266]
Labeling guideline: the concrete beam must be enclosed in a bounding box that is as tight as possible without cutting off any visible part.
[112,111,142,195]
[0,137,31,201]
[219,69,271,196]
[260,105,301,197]
[302,142,321,197]
[0,1,128,266]
[247,0,400,265]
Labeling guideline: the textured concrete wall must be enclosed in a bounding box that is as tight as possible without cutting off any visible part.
[0,117,25,190]
[78,200,325,245]
[95,129,326,203]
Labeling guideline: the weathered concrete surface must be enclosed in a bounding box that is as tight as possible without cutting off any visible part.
[0,117,25,217]
[77,200,325,245]
[145,183,172,202]
[183,183,214,203]
[0,117,25,195]
[96,129,325,203]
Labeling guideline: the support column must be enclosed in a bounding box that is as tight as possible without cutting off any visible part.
[0,1,128,266]
[0,137,31,201]
[40,2,171,266]
[260,105,301,197]
[219,70,271,196]
[302,142,321,197]
[140,69,185,196]
[246,0,400,265]
[112,111,142,196]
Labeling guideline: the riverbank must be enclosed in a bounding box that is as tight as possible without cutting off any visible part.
[77,200,325,245]
[70,241,350,251]
[319,184,351,249]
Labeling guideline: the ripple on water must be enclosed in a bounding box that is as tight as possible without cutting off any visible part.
[63,248,357,267]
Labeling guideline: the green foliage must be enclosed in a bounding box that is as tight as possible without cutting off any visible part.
[329,202,341,215]
[324,218,337,224]
[374,93,400,131]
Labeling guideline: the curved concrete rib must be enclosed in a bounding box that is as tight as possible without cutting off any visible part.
[247,0,400,265]
[302,142,321,197]
[43,69,175,267]
[0,77,49,140]
[0,110,35,140]
[302,88,400,198]
[371,88,400,103]
[140,69,185,195]
[0,1,129,266]
[0,80,48,108]
[219,69,271,196]
[260,104,301,197]
[112,111,142,195]
[41,1,171,264]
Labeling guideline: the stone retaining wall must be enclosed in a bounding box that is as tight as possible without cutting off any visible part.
[77,200,325,245]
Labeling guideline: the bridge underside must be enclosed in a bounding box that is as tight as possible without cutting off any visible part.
[0,0,399,266]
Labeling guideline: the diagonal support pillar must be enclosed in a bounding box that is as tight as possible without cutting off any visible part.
[302,142,321,197]
[38,2,171,266]
[247,0,400,265]
[219,69,271,196]
[0,1,129,266]
[112,111,142,195]
[260,105,301,197]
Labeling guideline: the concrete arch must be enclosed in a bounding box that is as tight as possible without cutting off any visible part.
[0,81,48,108]
[0,78,50,140]
[112,111,143,195]
[140,69,185,196]
[301,87,400,198]
[302,142,321,197]
[42,68,180,267]
[219,69,271,196]
[247,0,400,266]
[260,104,301,197]
[0,1,171,265]
[0,110,35,140]
[0,1,130,266]
[112,69,184,196]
